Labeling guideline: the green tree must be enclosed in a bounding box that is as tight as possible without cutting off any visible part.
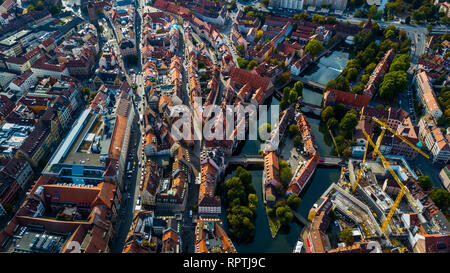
[384,29,395,39]
[278,72,291,84]
[326,117,338,129]
[389,54,411,72]
[312,14,325,24]
[267,207,275,217]
[280,164,293,189]
[293,81,304,97]
[88,92,96,102]
[228,207,256,242]
[259,123,271,136]
[235,166,254,194]
[342,148,353,158]
[340,227,354,246]
[345,67,358,82]
[287,193,302,210]
[293,135,302,148]
[368,5,381,19]
[236,44,245,57]
[225,177,246,204]
[49,5,62,15]
[305,40,324,57]
[360,74,370,85]
[248,193,258,212]
[276,206,294,225]
[429,188,450,211]
[275,199,286,209]
[288,89,298,104]
[82,87,91,97]
[325,76,350,92]
[326,16,337,25]
[418,175,433,191]
[321,106,335,122]
[247,60,258,70]
[237,58,249,68]
[364,63,377,74]
[339,110,359,138]
[379,71,408,100]
[352,83,364,95]
[288,124,299,137]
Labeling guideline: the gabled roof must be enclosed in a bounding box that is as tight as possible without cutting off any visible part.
[19,119,51,156]
[324,89,371,109]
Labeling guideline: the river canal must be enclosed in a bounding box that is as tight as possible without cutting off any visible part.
[218,48,350,252]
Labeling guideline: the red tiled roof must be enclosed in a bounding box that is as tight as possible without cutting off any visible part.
[324,89,371,109]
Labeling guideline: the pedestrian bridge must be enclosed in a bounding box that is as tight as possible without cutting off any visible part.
[319,156,347,167]
[291,76,326,91]
[299,101,323,116]
[225,154,264,166]
[291,209,309,226]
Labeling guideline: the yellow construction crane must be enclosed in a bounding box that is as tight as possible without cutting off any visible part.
[349,116,431,236]
[362,128,421,234]
[352,117,429,193]
[371,117,429,159]
[352,138,370,193]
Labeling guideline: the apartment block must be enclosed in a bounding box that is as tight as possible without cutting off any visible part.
[418,114,450,165]
[415,71,443,120]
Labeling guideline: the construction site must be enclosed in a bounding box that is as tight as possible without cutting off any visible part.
[302,117,450,253]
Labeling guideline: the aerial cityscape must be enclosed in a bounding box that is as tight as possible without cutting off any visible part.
[0,0,448,256]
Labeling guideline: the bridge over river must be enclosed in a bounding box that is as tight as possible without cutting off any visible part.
[299,101,322,116]
[291,209,309,226]
[291,76,326,91]
[274,77,325,99]
[225,154,346,168]
[225,154,264,167]
[319,156,348,167]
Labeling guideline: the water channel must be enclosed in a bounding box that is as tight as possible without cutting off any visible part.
[219,48,350,252]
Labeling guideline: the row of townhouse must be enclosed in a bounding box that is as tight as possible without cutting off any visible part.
[418,114,450,165]
[414,70,443,120]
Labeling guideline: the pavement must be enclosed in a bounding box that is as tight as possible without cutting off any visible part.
[278,134,306,172]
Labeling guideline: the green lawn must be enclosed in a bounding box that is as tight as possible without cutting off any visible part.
[266,207,281,238]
